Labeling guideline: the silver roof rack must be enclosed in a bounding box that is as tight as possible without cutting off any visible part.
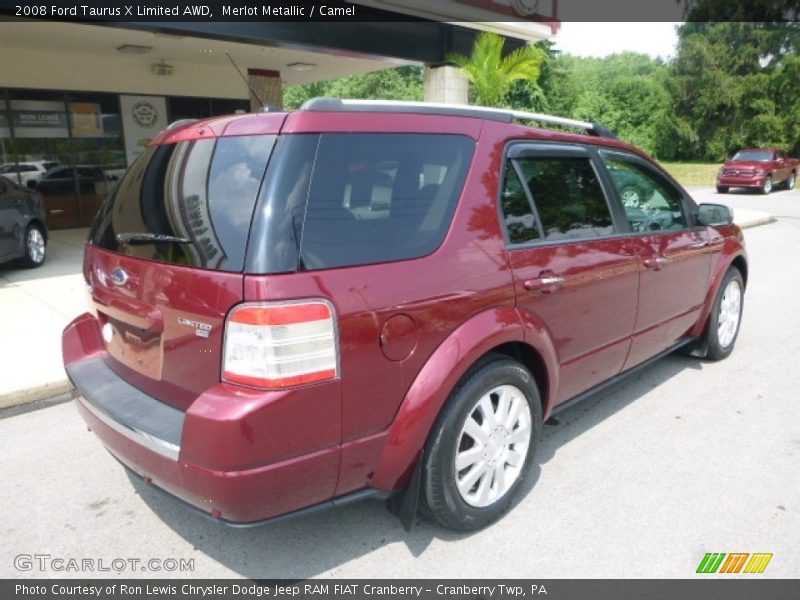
[300,97,616,139]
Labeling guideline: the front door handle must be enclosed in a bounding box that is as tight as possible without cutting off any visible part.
[523,275,565,293]
[643,256,668,270]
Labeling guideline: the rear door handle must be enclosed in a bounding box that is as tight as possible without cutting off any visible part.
[523,275,565,293]
[643,256,668,270]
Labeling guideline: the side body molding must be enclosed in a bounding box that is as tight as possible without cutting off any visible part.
[371,306,558,490]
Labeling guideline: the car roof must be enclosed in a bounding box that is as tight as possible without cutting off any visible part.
[149,97,642,156]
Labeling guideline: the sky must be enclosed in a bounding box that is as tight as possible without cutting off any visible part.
[553,22,681,60]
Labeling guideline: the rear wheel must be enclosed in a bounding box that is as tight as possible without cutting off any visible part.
[786,171,796,190]
[705,268,744,360]
[422,356,542,531]
[716,185,729,194]
[21,224,46,268]
[761,176,773,195]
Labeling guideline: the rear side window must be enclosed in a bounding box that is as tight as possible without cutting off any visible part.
[90,135,275,272]
[516,156,614,240]
[500,162,540,244]
[298,133,475,270]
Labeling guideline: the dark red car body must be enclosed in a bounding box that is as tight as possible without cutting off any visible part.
[63,102,747,526]
[716,147,798,193]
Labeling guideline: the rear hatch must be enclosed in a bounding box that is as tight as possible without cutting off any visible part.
[85,119,282,409]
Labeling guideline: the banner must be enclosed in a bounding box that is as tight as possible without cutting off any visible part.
[120,94,168,167]
[7,100,69,138]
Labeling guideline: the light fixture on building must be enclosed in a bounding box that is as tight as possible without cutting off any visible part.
[117,44,153,54]
[286,62,316,72]
[151,61,174,76]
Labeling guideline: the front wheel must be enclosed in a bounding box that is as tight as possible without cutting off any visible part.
[620,185,644,208]
[761,176,773,195]
[705,268,744,360]
[716,185,729,194]
[422,356,542,531]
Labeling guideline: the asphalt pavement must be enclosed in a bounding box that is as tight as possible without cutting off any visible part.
[0,186,798,578]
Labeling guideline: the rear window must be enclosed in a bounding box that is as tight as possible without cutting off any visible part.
[250,133,474,272]
[90,135,275,272]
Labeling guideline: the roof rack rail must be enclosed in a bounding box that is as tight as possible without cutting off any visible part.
[300,97,617,139]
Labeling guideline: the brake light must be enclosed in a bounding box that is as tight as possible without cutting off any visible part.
[223,300,338,389]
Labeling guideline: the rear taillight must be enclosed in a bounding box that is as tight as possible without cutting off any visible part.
[222,299,338,389]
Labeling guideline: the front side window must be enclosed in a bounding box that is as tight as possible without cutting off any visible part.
[601,154,688,232]
[515,156,614,241]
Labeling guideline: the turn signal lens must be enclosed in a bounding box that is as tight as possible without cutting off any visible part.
[223,300,338,389]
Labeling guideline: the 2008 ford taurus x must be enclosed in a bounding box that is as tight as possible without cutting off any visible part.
[63,98,747,531]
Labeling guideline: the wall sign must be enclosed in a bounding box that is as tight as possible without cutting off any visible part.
[120,95,167,167]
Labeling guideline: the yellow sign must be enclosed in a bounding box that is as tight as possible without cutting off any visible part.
[69,103,102,137]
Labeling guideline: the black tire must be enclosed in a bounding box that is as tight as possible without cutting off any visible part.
[21,223,46,268]
[422,355,542,531]
[786,171,796,190]
[716,185,729,194]
[704,267,744,361]
[761,176,773,195]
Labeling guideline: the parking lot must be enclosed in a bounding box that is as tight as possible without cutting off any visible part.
[0,186,798,579]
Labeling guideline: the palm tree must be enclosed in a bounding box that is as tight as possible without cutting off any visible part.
[447,31,545,107]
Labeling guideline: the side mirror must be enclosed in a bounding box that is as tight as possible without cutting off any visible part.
[697,203,733,226]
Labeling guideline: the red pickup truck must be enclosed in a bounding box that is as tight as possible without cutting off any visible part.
[717,148,798,194]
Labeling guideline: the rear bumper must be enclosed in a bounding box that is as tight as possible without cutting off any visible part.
[63,313,343,524]
[68,357,182,460]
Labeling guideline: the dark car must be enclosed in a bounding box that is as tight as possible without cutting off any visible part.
[63,99,747,532]
[34,165,117,229]
[0,176,48,268]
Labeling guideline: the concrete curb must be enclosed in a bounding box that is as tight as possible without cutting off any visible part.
[0,380,71,410]
[738,215,777,229]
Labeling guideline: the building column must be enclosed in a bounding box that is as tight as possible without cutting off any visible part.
[247,68,283,111]
[423,65,468,105]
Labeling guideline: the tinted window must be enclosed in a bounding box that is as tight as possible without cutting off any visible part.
[90,135,275,271]
[732,150,772,162]
[601,154,688,232]
[299,134,474,270]
[44,167,70,179]
[518,156,614,240]
[500,162,540,244]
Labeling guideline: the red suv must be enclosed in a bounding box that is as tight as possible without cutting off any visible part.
[63,99,747,531]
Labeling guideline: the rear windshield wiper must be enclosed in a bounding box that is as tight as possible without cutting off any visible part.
[116,232,191,245]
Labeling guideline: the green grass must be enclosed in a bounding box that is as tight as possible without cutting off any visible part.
[659,162,720,187]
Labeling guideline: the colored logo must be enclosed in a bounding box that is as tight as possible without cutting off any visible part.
[696,552,773,574]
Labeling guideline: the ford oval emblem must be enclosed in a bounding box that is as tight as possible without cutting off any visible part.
[110,267,129,286]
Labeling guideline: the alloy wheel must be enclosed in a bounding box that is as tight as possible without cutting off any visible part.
[717,278,742,349]
[454,384,532,508]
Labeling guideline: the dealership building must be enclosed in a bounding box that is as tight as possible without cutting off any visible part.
[0,1,558,229]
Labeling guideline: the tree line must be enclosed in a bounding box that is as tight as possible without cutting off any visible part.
[284,22,800,162]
